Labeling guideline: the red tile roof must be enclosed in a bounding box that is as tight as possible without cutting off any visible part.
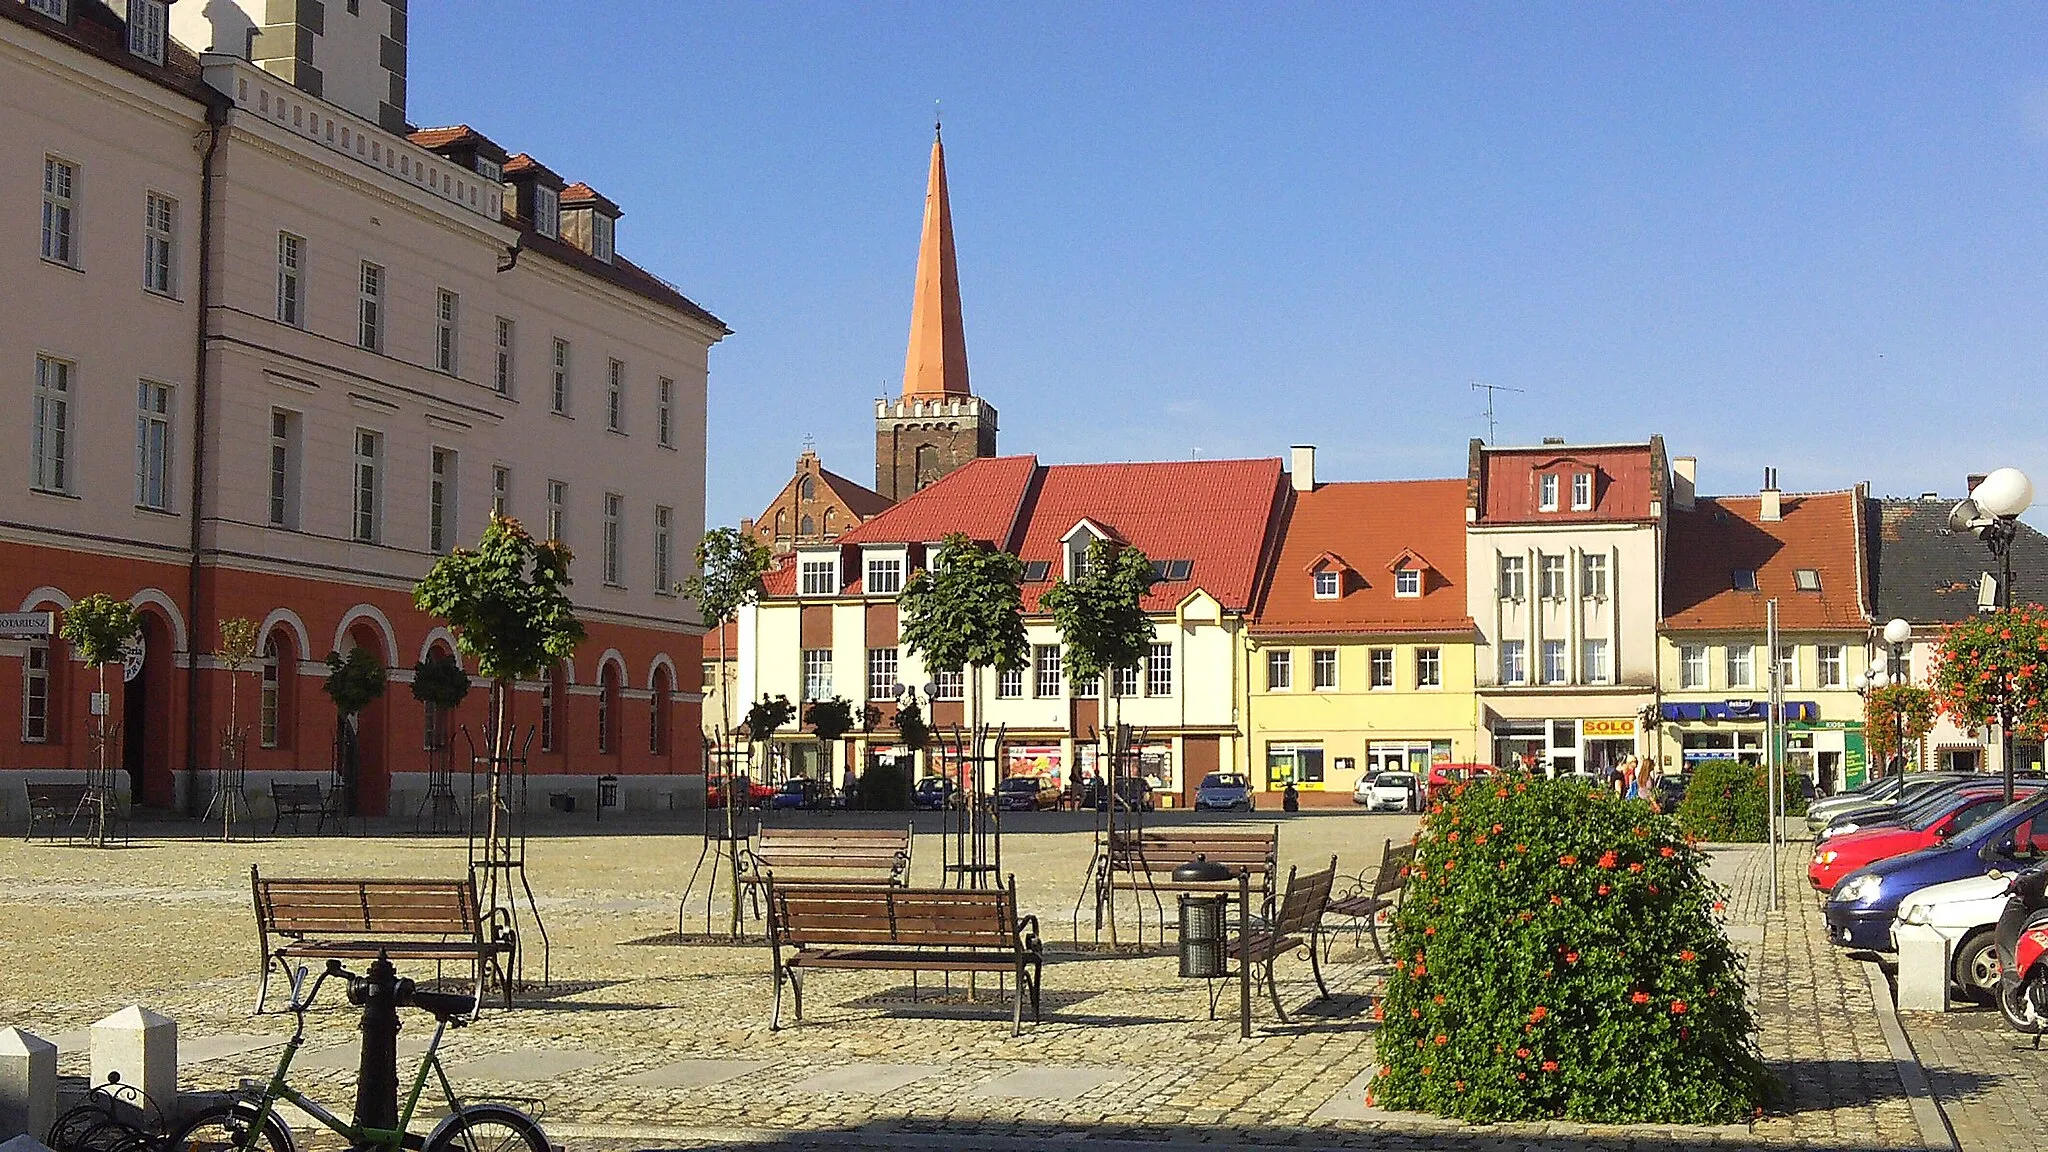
[1663,489,1870,632]
[408,125,473,150]
[838,456,1040,547]
[1471,440,1665,525]
[501,152,566,186]
[829,455,1287,614]
[1254,480,1475,636]
[561,183,622,216]
[818,468,893,520]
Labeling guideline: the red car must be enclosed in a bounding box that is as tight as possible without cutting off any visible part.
[706,775,777,808]
[1808,787,2028,893]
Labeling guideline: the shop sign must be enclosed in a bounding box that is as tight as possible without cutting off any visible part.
[1789,720,1862,732]
[1006,745,1064,790]
[1583,718,1635,738]
[0,611,54,638]
[1681,749,1728,765]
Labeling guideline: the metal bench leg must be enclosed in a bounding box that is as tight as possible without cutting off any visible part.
[1307,932,1330,1000]
[1263,956,1290,1024]
[1012,962,1024,1036]
[771,962,786,1031]
[1365,911,1388,963]
[789,965,805,1023]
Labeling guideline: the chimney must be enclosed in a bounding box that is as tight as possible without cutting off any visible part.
[1542,436,1566,445]
[1672,456,1697,512]
[1967,473,1988,496]
[1760,466,1782,522]
[1290,445,1317,493]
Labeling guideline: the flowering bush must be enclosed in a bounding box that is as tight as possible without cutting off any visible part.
[1373,775,1769,1124]
[1930,606,2048,739]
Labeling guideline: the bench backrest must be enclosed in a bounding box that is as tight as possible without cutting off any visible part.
[271,783,324,805]
[1109,828,1278,875]
[753,825,911,872]
[1374,840,1417,898]
[768,881,1020,951]
[1273,856,1339,935]
[253,868,481,939]
[25,782,93,807]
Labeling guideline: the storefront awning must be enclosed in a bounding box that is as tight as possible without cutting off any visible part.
[1660,700,1817,723]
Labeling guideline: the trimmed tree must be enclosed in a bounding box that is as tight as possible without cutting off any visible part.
[413,515,584,853]
[411,649,474,750]
[898,533,1029,737]
[743,694,796,784]
[59,594,140,840]
[1375,774,1769,1123]
[805,696,857,785]
[1039,538,1156,742]
[1863,684,1935,773]
[679,527,772,733]
[1931,605,2048,798]
[322,645,388,817]
[216,617,260,838]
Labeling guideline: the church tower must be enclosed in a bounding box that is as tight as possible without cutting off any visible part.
[875,125,998,501]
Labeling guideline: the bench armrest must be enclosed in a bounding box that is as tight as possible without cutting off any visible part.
[1015,914,1042,956]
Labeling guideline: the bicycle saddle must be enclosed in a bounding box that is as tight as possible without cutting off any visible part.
[405,990,477,1023]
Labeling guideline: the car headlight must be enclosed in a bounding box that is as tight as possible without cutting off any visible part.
[1816,850,1838,866]
[1898,904,1930,926]
[1835,874,1882,903]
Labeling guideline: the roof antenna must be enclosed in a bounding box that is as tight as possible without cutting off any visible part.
[1471,381,1524,444]
[935,100,942,137]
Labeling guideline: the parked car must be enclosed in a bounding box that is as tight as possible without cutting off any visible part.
[1807,773,1914,831]
[997,775,1061,811]
[1808,772,1979,833]
[1824,790,2048,951]
[1809,786,2037,892]
[1654,773,1688,813]
[1892,871,2019,1003]
[912,776,960,810]
[1364,771,1418,813]
[1193,773,1255,812]
[1820,772,2048,839]
[1077,775,1154,812]
[769,777,830,810]
[706,775,776,808]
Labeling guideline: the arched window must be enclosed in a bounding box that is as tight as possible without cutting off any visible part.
[597,664,621,755]
[22,640,53,744]
[539,665,559,752]
[799,514,815,537]
[824,507,836,532]
[799,475,815,501]
[259,629,296,749]
[774,509,788,539]
[650,664,672,755]
[915,444,941,491]
[421,643,455,751]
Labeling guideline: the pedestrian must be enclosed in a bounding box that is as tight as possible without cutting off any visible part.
[1283,780,1301,812]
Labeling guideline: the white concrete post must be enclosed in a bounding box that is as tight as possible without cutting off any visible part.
[89,1007,176,1116]
[1893,923,1953,1012]
[0,1028,57,1140]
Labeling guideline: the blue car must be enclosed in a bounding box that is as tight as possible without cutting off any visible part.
[1824,789,2048,951]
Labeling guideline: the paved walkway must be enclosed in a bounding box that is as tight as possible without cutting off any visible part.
[0,817,1944,1150]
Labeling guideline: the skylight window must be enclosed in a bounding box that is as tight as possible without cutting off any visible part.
[1794,569,1821,592]
[1151,559,1193,582]
[1732,570,1759,592]
[1021,560,1051,583]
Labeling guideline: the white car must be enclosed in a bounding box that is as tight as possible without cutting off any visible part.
[1362,771,1417,813]
[1892,872,2014,1003]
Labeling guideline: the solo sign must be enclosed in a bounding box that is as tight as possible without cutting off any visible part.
[0,611,55,638]
[1583,718,1635,738]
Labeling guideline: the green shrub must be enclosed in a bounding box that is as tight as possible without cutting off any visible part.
[859,759,912,810]
[1675,759,1809,842]
[1373,774,1768,1124]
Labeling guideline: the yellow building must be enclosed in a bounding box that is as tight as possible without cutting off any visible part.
[1244,472,1480,804]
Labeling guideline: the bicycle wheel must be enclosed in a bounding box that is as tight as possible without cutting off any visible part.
[424,1102,549,1152]
[164,1102,296,1152]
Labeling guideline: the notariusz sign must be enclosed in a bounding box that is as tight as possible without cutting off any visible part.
[0,611,55,638]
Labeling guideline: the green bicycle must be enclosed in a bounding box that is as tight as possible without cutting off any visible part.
[167,959,550,1152]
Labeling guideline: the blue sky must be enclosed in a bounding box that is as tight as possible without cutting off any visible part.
[410,3,2048,530]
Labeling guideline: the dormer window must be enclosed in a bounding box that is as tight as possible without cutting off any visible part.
[27,0,68,21]
[866,555,904,595]
[1571,472,1593,510]
[1313,570,1340,600]
[534,185,559,239]
[1061,520,1117,581]
[592,213,615,263]
[1394,568,1421,597]
[799,557,837,596]
[475,158,502,181]
[127,0,166,63]
[1539,473,1560,512]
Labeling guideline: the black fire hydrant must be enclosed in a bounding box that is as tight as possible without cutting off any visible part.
[349,950,411,1131]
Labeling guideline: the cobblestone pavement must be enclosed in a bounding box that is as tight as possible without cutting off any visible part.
[0,812,1939,1150]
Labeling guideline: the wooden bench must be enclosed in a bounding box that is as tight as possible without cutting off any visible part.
[250,866,515,1013]
[1231,856,1338,1023]
[741,825,914,889]
[1323,837,1415,961]
[269,782,329,834]
[23,782,96,842]
[1090,826,1280,942]
[765,880,1043,1034]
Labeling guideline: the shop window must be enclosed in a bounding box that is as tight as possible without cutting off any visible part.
[1266,744,1325,789]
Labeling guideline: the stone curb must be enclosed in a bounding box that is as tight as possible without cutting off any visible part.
[1859,958,1961,1152]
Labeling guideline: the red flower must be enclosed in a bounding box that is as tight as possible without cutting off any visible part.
[1492,823,1504,833]
[1628,862,1644,873]
[1515,1047,1530,1058]
[1496,788,1509,798]
[1597,851,1618,869]
[1423,925,1435,936]
[1559,854,1578,866]
[1598,884,1611,896]
[1434,1034,1449,1046]
[1516,843,1529,853]
[1529,1005,1548,1022]
[1433,994,1445,1004]
[1413,963,1426,977]
[1680,949,1696,962]
[1411,1008,1422,1019]
[1671,1001,1688,1015]
[1549,894,1563,905]
[1516,1071,1528,1080]
[1448,831,1460,842]
[1541,1060,1559,1072]
[1659,846,1676,858]
[1631,991,1650,1004]
[1564,951,1579,963]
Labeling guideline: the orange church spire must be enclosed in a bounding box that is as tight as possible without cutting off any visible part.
[901,123,971,398]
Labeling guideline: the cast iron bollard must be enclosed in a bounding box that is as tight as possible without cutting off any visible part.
[348,951,409,1132]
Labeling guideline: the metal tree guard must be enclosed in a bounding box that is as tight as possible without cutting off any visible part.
[203,725,251,840]
[1073,722,1155,946]
[464,724,550,994]
[679,725,759,938]
[415,730,461,833]
[326,718,362,835]
[938,721,1007,890]
[83,716,124,847]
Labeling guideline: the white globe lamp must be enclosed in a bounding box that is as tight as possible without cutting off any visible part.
[1971,467,2034,520]
[1883,618,1912,646]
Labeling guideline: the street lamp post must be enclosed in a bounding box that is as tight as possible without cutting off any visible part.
[1881,617,1913,774]
[1950,467,2035,803]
